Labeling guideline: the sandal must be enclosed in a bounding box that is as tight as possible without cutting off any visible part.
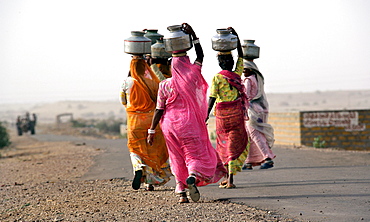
[260,160,274,169]
[178,192,189,204]
[178,196,189,203]
[226,184,236,189]
[186,176,200,202]
[219,180,228,186]
[219,183,236,189]
[219,184,227,188]
[132,170,142,190]
[145,184,154,191]
[242,163,253,170]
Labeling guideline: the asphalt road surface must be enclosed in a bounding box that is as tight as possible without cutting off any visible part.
[33,134,370,222]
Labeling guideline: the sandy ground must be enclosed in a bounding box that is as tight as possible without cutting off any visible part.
[0,126,298,222]
[1,90,368,221]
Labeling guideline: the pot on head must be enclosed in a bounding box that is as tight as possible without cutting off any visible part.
[124,31,151,55]
[144,29,164,45]
[151,39,172,59]
[211,29,238,52]
[242,39,260,59]
[163,25,192,53]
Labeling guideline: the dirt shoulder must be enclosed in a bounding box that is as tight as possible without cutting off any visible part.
[0,125,298,221]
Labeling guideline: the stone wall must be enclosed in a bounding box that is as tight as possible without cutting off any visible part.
[268,112,301,147]
[269,109,370,151]
[120,110,370,151]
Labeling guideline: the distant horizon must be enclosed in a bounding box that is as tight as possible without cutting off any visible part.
[2,88,370,106]
[1,88,369,125]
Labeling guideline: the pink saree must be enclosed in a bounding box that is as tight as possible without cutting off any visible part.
[243,64,276,166]
[157,56,227,193]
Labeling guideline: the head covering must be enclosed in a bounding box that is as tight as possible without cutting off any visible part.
[243,60,264,101]
[128,58,160,112]
[168,55,208,118]
[243,59,274,147]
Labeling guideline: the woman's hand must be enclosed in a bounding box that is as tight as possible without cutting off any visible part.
[227,27,238,36]
[147,109,164,145]
[182,23,197,40]
[147,133,155,146]
[182,23,193,34]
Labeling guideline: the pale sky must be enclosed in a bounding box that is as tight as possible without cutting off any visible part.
[1,0,370,104]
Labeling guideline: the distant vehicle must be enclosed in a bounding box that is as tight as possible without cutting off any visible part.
[16,112,37,136]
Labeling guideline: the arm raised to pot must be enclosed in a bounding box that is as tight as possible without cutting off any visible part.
[182,23,203,64]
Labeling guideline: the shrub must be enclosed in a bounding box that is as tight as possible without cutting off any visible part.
[313,136,326,148]
[0,121,11,149]
[71,119,88,128]
[95,118,123,134]
[71,118,123,134]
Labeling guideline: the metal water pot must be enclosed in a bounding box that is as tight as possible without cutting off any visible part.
[242,40,260,59]
[151,39,172,59]
[144,29,164,45]
[124,31,151,55]
[211,29,238,52]
[163,25,192,53]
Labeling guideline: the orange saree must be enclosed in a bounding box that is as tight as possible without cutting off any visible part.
[125,59,169,177]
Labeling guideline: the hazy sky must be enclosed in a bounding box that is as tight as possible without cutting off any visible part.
[1,0,370,104]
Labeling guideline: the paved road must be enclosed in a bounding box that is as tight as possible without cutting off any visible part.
[33,134,370,222]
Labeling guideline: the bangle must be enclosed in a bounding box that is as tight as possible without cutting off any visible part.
[193,39,200,44]
[148,129,156,134]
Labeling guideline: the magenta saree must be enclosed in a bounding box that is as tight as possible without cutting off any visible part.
[157,56,227,193]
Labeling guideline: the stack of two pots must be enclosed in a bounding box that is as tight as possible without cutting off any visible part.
[124,25,194,58]
[211,29,260,59]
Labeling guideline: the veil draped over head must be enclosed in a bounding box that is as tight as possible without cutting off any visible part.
[167,56,208,120]
[244,60,274,148]
[128,59,160,112]
[243,60,265,103]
